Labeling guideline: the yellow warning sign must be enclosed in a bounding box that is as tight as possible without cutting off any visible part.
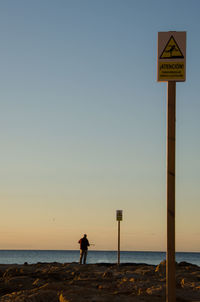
[158,31,186,81]
[160,36,184,59]
[158,61,185,81]
[116,210,123,221]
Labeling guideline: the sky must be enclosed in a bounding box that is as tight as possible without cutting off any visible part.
[0,0,200,252]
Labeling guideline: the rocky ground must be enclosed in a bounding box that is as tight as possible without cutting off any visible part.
[0,261,200,301]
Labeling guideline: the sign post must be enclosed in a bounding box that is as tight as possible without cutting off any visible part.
[157,31,186,302]
[167,80,176,302]
[116,210,123,265]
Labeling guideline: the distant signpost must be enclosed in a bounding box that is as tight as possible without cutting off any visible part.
[157,31,186,302]
[116,210,123,264]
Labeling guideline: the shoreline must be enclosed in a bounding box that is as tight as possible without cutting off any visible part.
[1,250,200,267]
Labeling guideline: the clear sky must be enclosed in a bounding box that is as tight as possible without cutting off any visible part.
[0,0,200,252]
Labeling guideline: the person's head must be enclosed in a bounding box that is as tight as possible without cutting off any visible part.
[84,234,87,238]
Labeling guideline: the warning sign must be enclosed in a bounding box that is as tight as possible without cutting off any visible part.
[157,31,186,82]
[116,210,123,221]
[159,62,185,80]
[160,36,184,59]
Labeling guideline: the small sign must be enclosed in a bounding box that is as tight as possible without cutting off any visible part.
[157,31,186,82]
[116,210,123,221]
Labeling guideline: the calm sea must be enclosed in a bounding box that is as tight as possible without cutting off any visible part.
[0,250,200,266]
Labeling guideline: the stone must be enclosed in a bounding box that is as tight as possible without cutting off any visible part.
[102,271,113,278]
[146,285,163,296]
[155,260,166,275]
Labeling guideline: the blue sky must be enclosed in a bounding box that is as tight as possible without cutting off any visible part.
[0,0,200,251]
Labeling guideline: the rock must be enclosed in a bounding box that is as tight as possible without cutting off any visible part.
[146,285,163,296]
[137,287,143,295]
[59,293,70,302]
[178,261,198,267]
[102,271,113,278]
[32,278,46,288]
[155,260,166,275]
[1,289,59,302]
[5,276,34,291]
[3,266,20,279]
[0,262,199,302]
[28,290,59,302]
[59,292,114,302]
[180,278,195,289]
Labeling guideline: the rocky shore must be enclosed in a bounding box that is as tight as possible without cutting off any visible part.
[0,261,200,301]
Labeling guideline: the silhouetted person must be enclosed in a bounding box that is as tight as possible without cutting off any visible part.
[78,234,90,264]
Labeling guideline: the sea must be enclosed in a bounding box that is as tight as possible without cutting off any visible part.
[0,250,200,266]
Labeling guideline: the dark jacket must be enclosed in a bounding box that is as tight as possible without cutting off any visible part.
[79,237,90,250]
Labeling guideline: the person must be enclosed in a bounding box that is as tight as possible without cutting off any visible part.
[78,234,90,264]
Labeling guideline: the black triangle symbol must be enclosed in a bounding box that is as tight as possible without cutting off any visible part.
[160,36,184,59]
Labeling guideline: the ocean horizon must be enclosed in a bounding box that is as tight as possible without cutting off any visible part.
[0,250,200,266]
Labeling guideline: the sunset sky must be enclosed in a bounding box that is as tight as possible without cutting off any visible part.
[0,0,200,252]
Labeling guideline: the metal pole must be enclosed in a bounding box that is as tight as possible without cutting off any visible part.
[166,81,176,302]
[118,220,120,265]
